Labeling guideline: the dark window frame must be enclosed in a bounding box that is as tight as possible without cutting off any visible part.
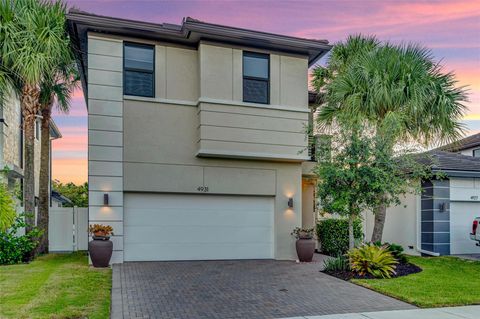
[123,42,155,98]
[473,148,480,157]
[243,51,270,104]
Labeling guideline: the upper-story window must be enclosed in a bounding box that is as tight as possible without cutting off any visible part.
[474,149,480,157]
[124,42,155,97]
[243,51,269,104]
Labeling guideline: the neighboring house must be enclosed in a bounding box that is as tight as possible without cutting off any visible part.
[67,10,331,263]
[0,91,62,206]
[51,190,73,207]
[364,136,480,256]
[439,132,480,157]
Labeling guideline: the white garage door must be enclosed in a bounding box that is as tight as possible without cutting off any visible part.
[450,202,480,254]
[124,193,274,261]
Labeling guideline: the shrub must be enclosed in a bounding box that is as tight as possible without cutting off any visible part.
[0,213,42,265]
[316,218,362,256]
[348,244,398,278]
[0,182,16,232]
[323,255,350,272]
[373,241,408,264]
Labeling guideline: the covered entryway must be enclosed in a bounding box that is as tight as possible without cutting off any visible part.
[450,202,480,254]
[124,193,274,261]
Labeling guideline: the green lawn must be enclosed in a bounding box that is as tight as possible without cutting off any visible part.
[353,256,480,307]
[0,252,111,319]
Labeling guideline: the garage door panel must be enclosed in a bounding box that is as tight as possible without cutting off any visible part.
[124,193,274,261]
[125,193,271,210]
[450,202,480,254]
[124,242,273,261]
[125,225,273,244]
[124,208,272,227]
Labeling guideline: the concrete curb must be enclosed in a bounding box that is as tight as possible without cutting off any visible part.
[280,305,480,319]
[110,265,123,319]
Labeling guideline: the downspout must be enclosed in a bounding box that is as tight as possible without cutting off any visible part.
[415,193,440,257]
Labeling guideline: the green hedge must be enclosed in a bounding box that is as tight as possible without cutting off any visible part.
[316,218,363,256]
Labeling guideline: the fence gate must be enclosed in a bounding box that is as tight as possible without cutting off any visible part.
[48,207,88,252]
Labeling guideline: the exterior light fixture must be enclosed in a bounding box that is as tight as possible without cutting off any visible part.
[439,202,448,212]
[103,193,109,206]
[287,197,294,208]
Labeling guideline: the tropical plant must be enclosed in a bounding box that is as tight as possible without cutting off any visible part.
[0,213,42,264]
[0,181,16,232]
[348,244,398,278]
[89,224,114,237]
[0,0,71,233]
[52,180,88,207]
[373,241,408,264]
[323,255,350,273]
[291,227,314,239]
[37,63,78,255]
[312,35,468,243]
[316,218,362,256]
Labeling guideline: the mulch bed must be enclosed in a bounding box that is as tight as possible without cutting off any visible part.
[323,262,422,280]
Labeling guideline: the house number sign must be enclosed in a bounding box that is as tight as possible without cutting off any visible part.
[197,186,209,192]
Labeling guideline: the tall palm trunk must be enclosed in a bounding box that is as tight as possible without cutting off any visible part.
[37,101,53,255]
[21,83,40,233]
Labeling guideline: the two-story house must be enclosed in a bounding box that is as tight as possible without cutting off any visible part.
[0,92,62,204]
[67,10,331,263]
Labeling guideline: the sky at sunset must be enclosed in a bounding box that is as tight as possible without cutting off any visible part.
[53,0,480,184]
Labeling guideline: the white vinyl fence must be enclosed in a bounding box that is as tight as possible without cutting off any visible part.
[18,207,88,252]
[49,207,88,252]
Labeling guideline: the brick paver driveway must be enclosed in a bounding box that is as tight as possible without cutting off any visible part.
[112,255,414,319]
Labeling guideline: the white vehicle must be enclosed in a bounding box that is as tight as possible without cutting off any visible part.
[470,217,480,246]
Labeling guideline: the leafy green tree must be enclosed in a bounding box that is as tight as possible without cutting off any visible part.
[52,181,88,208]
[315,120,431,249]
[312,35,468,242]
[0,0,71,233]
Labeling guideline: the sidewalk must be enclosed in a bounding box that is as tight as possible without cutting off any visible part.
[282,305,480,319]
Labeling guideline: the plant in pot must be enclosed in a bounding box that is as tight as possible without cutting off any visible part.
[88,224,114,268]
[291,227,315,262]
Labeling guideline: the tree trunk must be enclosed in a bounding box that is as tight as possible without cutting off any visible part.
[21,84,40,233]
[36,104,52,255]
[371,203,387,243]
[348,215,355,250]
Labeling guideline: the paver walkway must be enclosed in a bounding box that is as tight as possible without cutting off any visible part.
[112,254,414,319]
[281,305,480,319]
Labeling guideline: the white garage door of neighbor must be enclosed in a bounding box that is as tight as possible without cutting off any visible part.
[124,193,274,261]
[450,202,480,254]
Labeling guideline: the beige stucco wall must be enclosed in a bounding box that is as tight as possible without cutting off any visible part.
[87,34,124,264]
[123,98,302,260]
[364,193,420,255]
[197,42,309,161]
[87,33,311,261]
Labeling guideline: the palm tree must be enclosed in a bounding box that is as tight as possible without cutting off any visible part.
[36,63,78,254]
[0,0,70,232]
[313,36,468,242]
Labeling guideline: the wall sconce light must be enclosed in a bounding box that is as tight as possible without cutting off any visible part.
[287,197,294,208]
[438,202,448,212]
[103,193,109,206]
